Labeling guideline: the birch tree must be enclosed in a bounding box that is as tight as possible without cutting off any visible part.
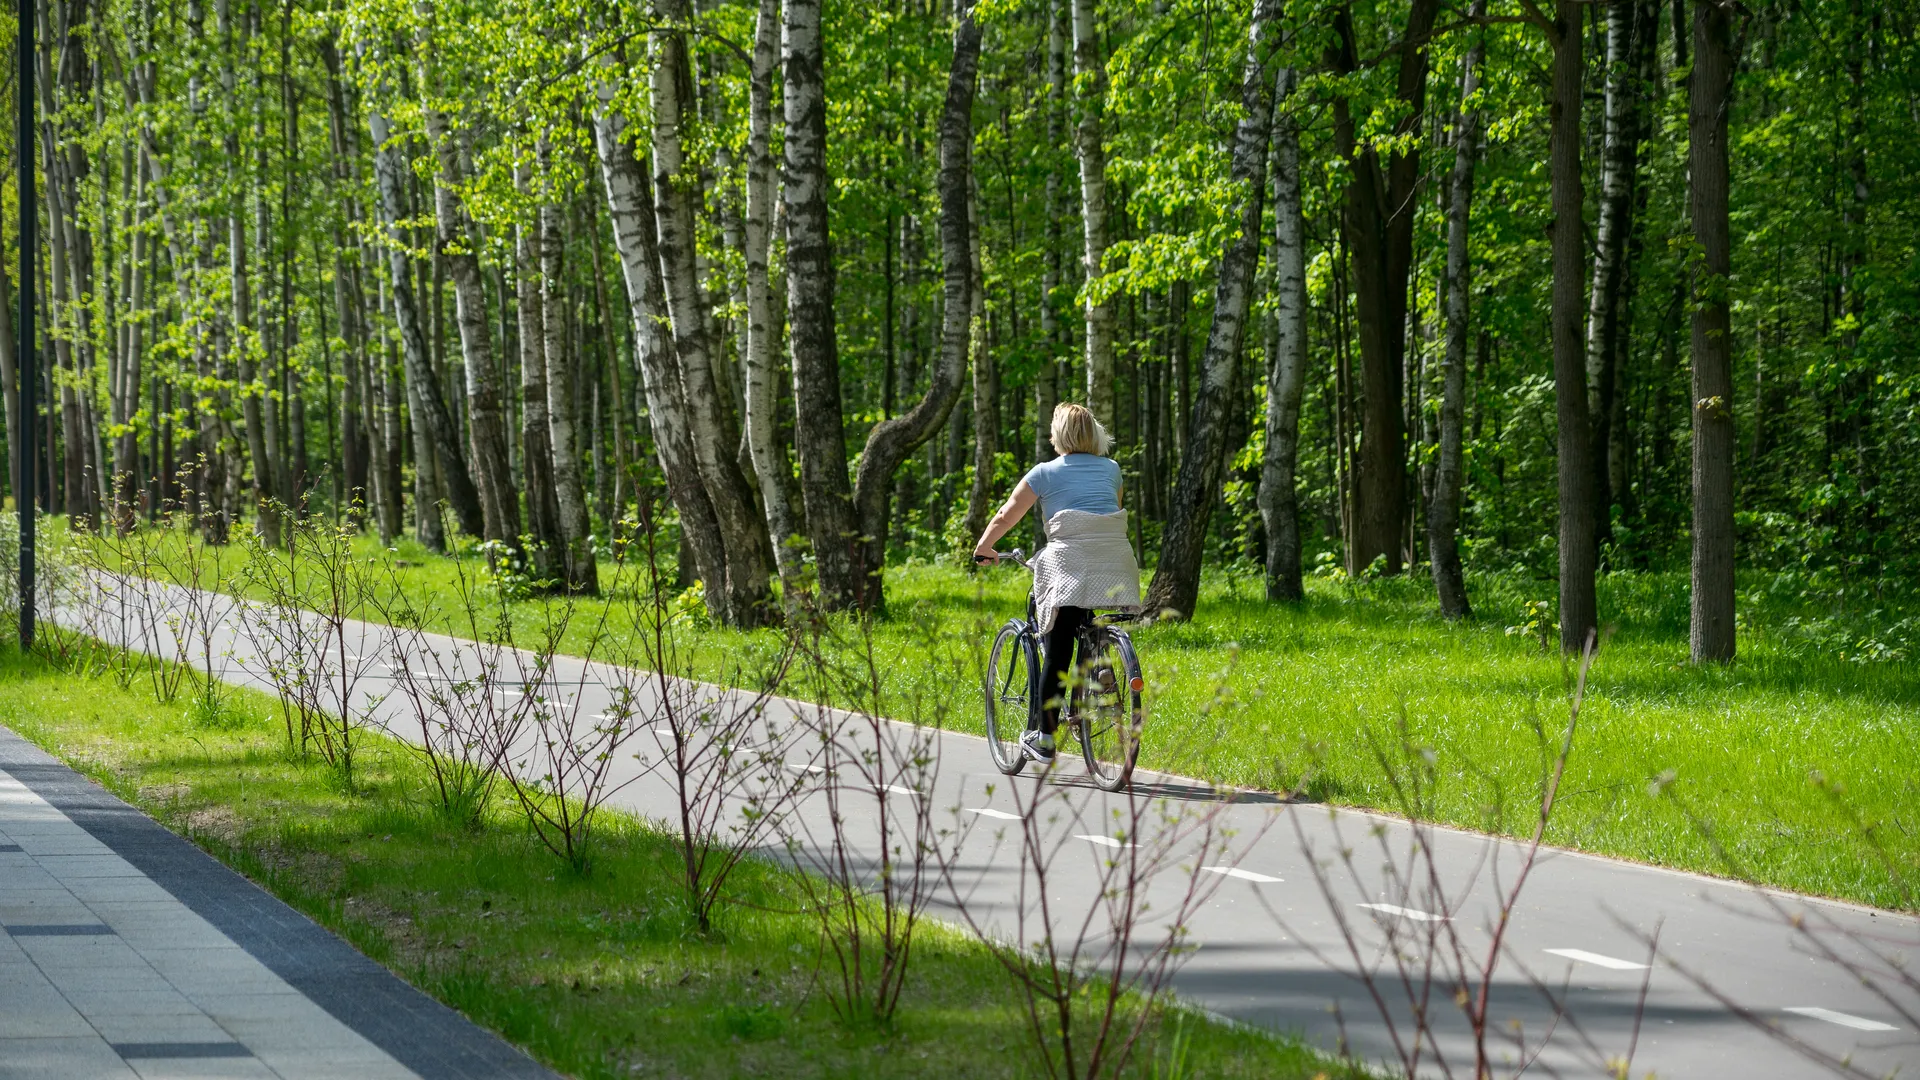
[651,0,775,624]
[1257,67,1306,604]
[418,33,520,547]
[1145,0,1284,619]
[366,98,485,542]
[538,136,597,594]
[848,0,980,609]
[1428,4,1485,621]
[783,0,860,609]
[1070,0,1115,428]
[739,0,805,594]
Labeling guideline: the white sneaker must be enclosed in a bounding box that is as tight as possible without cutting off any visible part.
[1020,729,1056,764]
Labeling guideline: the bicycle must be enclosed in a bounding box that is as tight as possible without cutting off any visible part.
[975,548,1144,791]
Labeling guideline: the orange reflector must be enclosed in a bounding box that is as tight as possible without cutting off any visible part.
[1129,677,1144,692]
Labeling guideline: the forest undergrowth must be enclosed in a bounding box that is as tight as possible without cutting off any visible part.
[85,523,1920,911]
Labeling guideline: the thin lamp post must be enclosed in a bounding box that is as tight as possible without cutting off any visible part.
[16,0,34,649]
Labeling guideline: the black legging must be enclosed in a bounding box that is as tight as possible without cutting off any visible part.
[1036,606,1091,735]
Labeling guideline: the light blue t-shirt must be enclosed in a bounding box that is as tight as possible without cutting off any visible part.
[1022,454,1122,522]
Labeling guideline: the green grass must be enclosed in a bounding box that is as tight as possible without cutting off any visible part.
[79,522,1920,909]
[0,643,1345,1080]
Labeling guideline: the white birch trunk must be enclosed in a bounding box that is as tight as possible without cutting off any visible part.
[1258,68,1307,604]
[651,2,775,623]
[1144,0,1284,618]
[1429,4,1484,620]
[741,0,806,594]
[590,87,736,624]
[1070,0,1115,428]
[537,136,598,594]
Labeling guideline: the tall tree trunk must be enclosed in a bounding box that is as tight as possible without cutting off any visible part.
[1689,0,1736,663]
[1548,0,1597,651]
[366,102,485,540]
[538,141,597,594]
[0,262,17,504]
[652,0,774,623]
[850,3,979,609]
[1584,0,1647,548]
[515,168,565,582]
[1070,0,1115,427]
[1429,5,1485,620]
[419,49,519,547]
[320,40,370,520]
[369,286,403,543]
[1331,0,1437,576]
[590,93,734,624]
[1258,68,1306,603]
[1144,0,1283,618]
[741,0,805,595]
[1032,0,1068,550]
[250,9,289,522]
[783,0,860,608]
[963,176,994,545]
[114,160,150,527]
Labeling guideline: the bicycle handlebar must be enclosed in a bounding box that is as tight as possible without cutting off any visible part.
[973,547,1030,569]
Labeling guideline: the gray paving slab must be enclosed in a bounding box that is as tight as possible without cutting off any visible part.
[0,1037,141,1080]
[0,728,559,1080]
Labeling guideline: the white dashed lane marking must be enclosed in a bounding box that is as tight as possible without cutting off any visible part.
[1076,834,1135,849]
[965,807,1019,821]
[1202,866,1282,883]
[1783,1007,1898,1032]
[1544,948,1649,971]
[1358,902,1448,923]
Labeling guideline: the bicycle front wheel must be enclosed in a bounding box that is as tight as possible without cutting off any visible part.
[1074,627,1142,791]
[983,622,1035,776]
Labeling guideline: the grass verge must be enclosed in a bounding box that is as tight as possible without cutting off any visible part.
[0,642,1347,1080]
[79,523,1920,908]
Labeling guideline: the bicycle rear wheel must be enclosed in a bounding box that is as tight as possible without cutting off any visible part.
[983,622,1035,776]
[1074,627,1142,791]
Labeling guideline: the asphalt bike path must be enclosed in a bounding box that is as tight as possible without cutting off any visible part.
[44,577,1920,1078]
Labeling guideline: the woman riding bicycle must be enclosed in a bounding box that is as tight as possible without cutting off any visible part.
[973,403,1141,763]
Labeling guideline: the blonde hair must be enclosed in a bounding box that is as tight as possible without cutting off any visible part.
[1050,402,1112,457]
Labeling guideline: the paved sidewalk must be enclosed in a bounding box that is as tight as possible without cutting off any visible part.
[0,726,554,1080]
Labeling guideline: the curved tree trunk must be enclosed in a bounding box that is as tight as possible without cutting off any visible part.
[1258,68,1306,604]
[783,0,860,609]
[1689,0,1736,663]
[741,0,805,596]
[1144,0,1283,619]
[591,96,735,624]
[652,0,775,625]
[419,69,519,547]
[1549,0,1597,651]
[1429,5,1485,620]
[538,137,598,594]
[850,4,980,609]
[367,104,484,541]
[1070,0,1115,428]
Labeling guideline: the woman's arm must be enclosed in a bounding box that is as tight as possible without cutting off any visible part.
[973,481,1038,563]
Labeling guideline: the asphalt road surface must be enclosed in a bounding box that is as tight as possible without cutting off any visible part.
[46,574,1919,1078]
